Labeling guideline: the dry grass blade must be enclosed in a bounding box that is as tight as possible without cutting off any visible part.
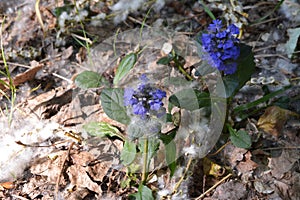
[35,0,45,33]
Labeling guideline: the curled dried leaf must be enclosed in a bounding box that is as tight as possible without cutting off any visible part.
[257,106,299,137]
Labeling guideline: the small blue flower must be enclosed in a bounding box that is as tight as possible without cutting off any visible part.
[200,19,240,75]
[216,30,227,39]
[124,75,166,119]
[124,88,135,106]
[227,24,239,35]
[208,19,223,32]
[133,102,147,117]
[150,89,166,99]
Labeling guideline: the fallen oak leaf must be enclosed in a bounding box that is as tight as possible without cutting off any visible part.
[236,151,258,174]
[257,106,299,137]
[0,61,43,91]
[0,181,15,189]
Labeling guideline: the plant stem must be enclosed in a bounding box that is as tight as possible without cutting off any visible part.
[142,138,149,185]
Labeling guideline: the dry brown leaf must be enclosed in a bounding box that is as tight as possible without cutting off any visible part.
[20,86,73,119]
[0,181,14,189]
[228,145,248,167]
[257,106,299,137]
[71,151,95,167]
[236,151,258,174]
[205,180,247,200]
[0,62,43,91]
[268,149,299,179]
[67,164,102,194]
[30,151,68,185]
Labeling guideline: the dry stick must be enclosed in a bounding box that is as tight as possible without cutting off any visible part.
[0,61,31,69]
[254,54,290,62]
[52,73,73,84]
[172,157,193,194]
[253,45,277,53]
[55,142,75,199]
[261,146,300,151]
[195,173,232,200]
[208,141,231,157]
[128,16,151,28]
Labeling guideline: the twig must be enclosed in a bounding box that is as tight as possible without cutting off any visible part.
[128,16,150,28]
[208,141,231,156]
[52,73,73,84]
[250,17,280,26]
[0,61,31,69]
[253,45,277,53]
[55,142,75,199]
[195,173,232,199]
[172,157,193,194]
[254,54,290,62]
[71,33,93,45]
[261,146,300,151]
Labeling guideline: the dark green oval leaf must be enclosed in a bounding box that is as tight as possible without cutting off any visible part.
[100,88,130,125]
[169,89,211,110]
[223,43,255,97]
[121,140,137,166]
[113,53,137,85]
[229,127,252,149]
[159,130,177,176]
[75,71,109,89]
[82,121,125,141]
[165,140,176,176]
[157,56,172,65]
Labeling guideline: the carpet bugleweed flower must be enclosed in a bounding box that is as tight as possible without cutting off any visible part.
[124,74,166,119]
[201,19,240,75]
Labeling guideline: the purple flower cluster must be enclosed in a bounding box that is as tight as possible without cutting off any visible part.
[201,19,240,75]
[124,75,166,119]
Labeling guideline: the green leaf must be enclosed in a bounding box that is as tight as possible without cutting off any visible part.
[113,53,137,85]
[220,76,239,98]
[75,71,109,89]
[130,184,154,200]
[164,140,177,176]
[233,85,291,119]
[228,126,252,149]
[169,89,211,110]
[159,130,177,176]
[156,56,172,65]
[82,121,125,141]
[159,130,177,144]
[100,88,130,125]
[222,43,255,98]
[121,140,137,166]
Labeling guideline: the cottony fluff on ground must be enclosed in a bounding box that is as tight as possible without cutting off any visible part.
[111,0,166,24]
[280,0,300,22]
[0,117,59,182]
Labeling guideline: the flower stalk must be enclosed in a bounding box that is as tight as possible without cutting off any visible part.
[142,138,149,185]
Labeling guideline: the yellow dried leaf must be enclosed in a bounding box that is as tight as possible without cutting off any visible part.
[257,106,299,137]
[203,157,225,178]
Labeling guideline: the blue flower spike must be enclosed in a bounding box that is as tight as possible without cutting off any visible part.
[124,75,166,119]
[200,19,240,75]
